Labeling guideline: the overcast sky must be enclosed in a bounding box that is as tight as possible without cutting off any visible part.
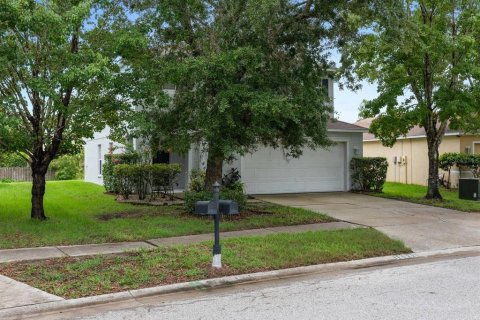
[333,80,378,123]
[329,49,378,124]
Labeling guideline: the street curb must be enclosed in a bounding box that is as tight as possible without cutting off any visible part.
[1,245,479,319]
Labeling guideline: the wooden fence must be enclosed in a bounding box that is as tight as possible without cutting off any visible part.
[0,167,55,182]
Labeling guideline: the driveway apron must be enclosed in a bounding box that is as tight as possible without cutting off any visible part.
[255,192,480,252]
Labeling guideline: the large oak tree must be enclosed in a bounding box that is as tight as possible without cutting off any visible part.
[0,0,131,219]
[341,0,480,199]
[121,0,361,188]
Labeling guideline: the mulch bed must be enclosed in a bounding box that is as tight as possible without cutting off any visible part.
[115,194,184,206]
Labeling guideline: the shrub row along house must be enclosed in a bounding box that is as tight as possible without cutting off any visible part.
[356,118,480,188]
[85,78,367,194]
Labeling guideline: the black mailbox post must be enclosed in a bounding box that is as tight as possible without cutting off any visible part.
[194,182,239,268]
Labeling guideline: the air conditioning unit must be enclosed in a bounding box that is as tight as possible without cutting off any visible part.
[459,179,480,201]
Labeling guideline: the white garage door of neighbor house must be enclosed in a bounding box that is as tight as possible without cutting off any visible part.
[242,143,346,194]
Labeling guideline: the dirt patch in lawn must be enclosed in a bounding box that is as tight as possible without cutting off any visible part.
[97,202,275,221]
[97,207,184,221]
[116,194,184,206]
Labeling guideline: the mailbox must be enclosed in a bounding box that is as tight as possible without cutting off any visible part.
[194,200,239,215]
[194,201,211,215]
[219,200,239,215]
[192,182,240,268]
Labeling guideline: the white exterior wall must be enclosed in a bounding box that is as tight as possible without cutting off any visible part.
[84,76,357,193]
[218,131,363,194]
[84,128,125,185]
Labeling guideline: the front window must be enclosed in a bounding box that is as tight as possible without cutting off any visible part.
[98,144,102,175]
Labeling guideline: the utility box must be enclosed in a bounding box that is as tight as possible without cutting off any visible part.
[459,178,480,201]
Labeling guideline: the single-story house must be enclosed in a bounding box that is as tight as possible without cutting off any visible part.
[84,79,367,194]
[355,118,480,188]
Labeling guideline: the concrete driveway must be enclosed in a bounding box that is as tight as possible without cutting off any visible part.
[255,192,480,252]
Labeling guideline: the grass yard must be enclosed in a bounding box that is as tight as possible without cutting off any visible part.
[0,181,334,249]
[371,182,480,212]
[0,228,410,299]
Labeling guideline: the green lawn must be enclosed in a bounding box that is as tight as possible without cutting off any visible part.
[372,182,480,212]
[0,181,334,249]
[0,228,410,298]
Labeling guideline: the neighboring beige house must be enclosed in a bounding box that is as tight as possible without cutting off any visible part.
[355,118,480,188]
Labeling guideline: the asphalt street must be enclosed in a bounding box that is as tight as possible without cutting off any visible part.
[63,255,480,320]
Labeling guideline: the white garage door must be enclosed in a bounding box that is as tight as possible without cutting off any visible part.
[242,143,346,194]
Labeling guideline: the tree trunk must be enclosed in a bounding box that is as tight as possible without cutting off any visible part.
[31,165,48,220]
[425,139,442,200]
[205,152,224,191]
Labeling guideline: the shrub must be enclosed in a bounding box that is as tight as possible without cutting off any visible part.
[221,168,245,192]
[132,165,149,200]
[103,151,140,192]
[0,152,28,167]
[113,164,135,199]
[350,157,388,192]
[459,154,480,178]
[50,153,83,180]
[0,178,15,183]
[438,152,480,184]
[189,169,206,192]
[439,152,461,188]
[150,163,182,200]
[222,168,240,188]
[112,163,181,200]
[184,189,247,213]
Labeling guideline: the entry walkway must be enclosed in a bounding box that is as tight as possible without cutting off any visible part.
[255,192,480,252]
[0,222,358,264]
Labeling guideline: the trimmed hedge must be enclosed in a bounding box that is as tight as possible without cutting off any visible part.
[439,152,480,180]
[112,163,181,200]
[184,189,247,214]
[103,152,140,193]
[350,157,388,192]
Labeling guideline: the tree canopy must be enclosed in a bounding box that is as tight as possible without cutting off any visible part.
[341,0,480,198]
[118,0,360,186]
[0,0,132,218]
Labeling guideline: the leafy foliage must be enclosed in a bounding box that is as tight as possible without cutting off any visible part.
[439,152,460,188]
[341,0,480,199]
[50,153,83,180]
[221,168,243,191]
[439,152,480,180]
[455,154,480,178]
[350,157,388,192]
[103,152,140,193]
[439,153,460,172]
[0,0,134,218]
[112,163,181,200]
[188,169,206,192]
[0,152,28,168]
[115,0,363,186]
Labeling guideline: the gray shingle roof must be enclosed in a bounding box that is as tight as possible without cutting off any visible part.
[354,118,459,141]
[327,119,368,132]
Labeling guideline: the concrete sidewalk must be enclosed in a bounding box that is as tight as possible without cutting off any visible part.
[0,222,358,264]
[0,221,358,312]
[2,245,479,320]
